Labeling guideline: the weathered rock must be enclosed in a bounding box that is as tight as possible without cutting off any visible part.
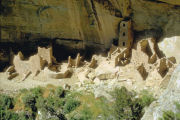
[38,46,53,65]
[137,64,148,80]
[88,56,97,68]
[29,54,45,75]
[87,71,96,80]
[1,0,180,52]
[48,69,70,79]
[156,58,170,78]
[93,78,101,85]
[77,69,90,83]
[168,56,176,64]
[13,52,30,76]
[96,71,116,80]
[142,65,180,120]
[158,36,180,64]
[6,66,15,74]
[68,53,82,68]
[94,86,114,102]
[7,73,19,80]
[63,84,71,90]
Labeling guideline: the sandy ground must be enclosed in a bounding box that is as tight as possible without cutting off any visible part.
[0,71,79,95]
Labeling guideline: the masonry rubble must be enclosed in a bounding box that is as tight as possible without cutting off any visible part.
[88,56,97,68]
[7,46,59,80]
[68,53,82,68]
[4,36,177,87]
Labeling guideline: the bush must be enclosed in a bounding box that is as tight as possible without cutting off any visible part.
[22,94,36,110]
[30,87,43,98]
[0,109,19,120]
[22,93,38,119]
[78,106,92,120]
[159,102,180,120]
[112,87,147,120]
[22,87,44,112]
[36,96,64,111]
[0,94,21,120]
[139,90,155,107]
[0,94,14,109]
[159,110,176,120]
[69,106,92,120]
[55,86,65,98]
[63,98,81,114]
[36,96,66,120]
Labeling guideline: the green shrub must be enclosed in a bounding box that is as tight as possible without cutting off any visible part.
[112,87,145,120]
[69,106,92,120]
[19,88,28,94]
[22,94,36,109]
[47,96,65,108]
[18,112,33,120]
[22,87,44,112]
[55,86,65,98]
[139,90,155,107]
[22,93,37,119]
[30,87,43,98]
[0,109,19,120]
[36,95,67,120]
[63,98,81,114]
[78,106,92,120]
[0,94,21,120]
[36,96,64,111]
[159,102,180,120]
[0,94,14,109]
[159,110,176,120]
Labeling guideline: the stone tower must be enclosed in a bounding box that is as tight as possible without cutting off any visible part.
[118,20,133,48]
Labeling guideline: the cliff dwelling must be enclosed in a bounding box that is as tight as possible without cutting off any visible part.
[0,0,180,119]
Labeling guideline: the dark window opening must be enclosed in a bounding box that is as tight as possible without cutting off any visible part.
[123,42,126,46]
[123,32,125,36]
[113,38,119,46]
[123,23,125,27]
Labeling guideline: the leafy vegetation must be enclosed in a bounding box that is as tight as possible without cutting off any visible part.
[112,87,155,120]
[0,94,14,109]
[0,94,23,120]
[159,102,180,120]
[0,85,155,120]
[139,90,156,107]
[63,98,81,114]
[69,105,93,120]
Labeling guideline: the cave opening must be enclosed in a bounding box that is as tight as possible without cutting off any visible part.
[53,43,98,62]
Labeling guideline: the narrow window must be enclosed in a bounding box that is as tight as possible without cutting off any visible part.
[123,42,126,46]
[123,32,125,36]
[123,23,125,27]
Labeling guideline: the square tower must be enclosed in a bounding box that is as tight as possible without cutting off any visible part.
[118,20,133,48]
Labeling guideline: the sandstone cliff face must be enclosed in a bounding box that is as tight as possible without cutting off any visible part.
[0,0,180,51]
[0,0,122,49]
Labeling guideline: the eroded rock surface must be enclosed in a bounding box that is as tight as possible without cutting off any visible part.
[1,0,180,51]
[142,65,180,120]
